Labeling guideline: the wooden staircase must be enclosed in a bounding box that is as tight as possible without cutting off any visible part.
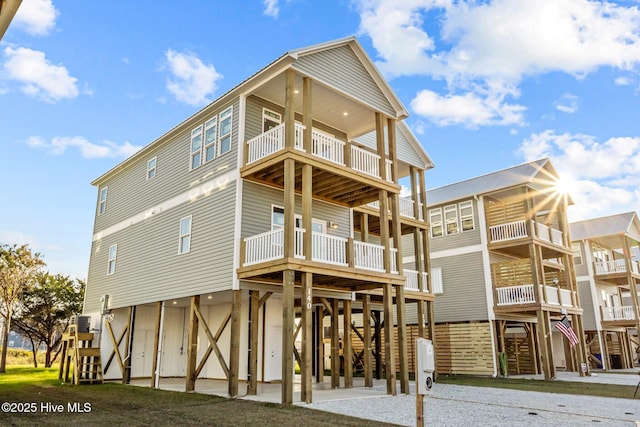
[58,324,103,385]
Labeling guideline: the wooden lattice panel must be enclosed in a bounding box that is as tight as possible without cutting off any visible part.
[434,322,494,375]
[492,259,533,288]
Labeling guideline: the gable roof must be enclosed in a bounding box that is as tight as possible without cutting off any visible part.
[427,158,561,206]
[570,211,640,243]
[0,0,22,41]
[92,36,412,186]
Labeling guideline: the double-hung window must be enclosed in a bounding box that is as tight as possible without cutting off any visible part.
[572,243,583,265]
[107,244,117,275]
[459,201,474,231]
[429,208,443,238]
[190,126,203,170]
[204,117,217,162]
[444,205,459,235]
[178,216,192,254]
[98,187,108,215]
[218,107,233,155]
[147,157,157,180]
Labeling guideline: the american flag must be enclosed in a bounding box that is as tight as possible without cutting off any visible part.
[555,315,579,347]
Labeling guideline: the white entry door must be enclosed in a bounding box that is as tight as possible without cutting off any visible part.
[263,325,282,382]
[131,330,155,378]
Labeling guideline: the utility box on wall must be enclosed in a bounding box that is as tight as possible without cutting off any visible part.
[416,338,434,395]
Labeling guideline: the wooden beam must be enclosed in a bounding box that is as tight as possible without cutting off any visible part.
[315,305,324,383]
[284,158,296,258]
[383,283,396,395]
[331,298,340,388]
[395,284,409,394]
[301,272,313,402]
[104,318,126,376]
[282,270,295,405]
[123,306,136,384]
[150,301,162,388]
[374,310,382,379]
[229,290,241,397]
[186,295,200,392]
[375,112,387,181]
[303,77,313,153]
[363,294,372,387]
[248,290,259,395]
[284,69,296,150]
[343,298,353,388]
[259,291,273,308]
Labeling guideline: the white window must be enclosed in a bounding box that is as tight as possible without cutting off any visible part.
[190,126,203,170]
[263,108,281,132]
[218,107,233,155]
[459,201,474,231]
[429,208,443,238]
[572,243,583,265]
[444,205,459,235]
[204,117,217,162]
[178,216,192,254]
[147,157,157,180]
[107,244,117,275]
[98,187,108,215]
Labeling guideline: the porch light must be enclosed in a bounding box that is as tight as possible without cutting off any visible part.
[172,301,177,305]
[329,221,339,229]
[343,112,348,116]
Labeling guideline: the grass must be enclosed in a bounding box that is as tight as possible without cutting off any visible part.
[0,366,395,427]
[437,374,639,400]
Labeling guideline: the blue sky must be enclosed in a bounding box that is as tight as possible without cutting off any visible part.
[2,0,640,279]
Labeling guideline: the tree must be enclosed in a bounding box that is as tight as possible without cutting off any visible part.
[12,274,85,367]
[0,244,44,373]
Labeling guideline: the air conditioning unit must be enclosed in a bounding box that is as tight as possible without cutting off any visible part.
[70,315,91,333]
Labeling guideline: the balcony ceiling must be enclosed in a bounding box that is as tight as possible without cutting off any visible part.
[252,72,378,140]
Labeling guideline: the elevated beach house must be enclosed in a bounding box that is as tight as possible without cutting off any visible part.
[83,37,435,404]
[570,212,640,370]
[422,159,589,379]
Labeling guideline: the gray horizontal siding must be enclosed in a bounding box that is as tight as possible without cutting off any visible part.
[577,280,597,330]
[353,127,426,169]
[428,198,482,253]
[293,45,396,118]
[93,98,240,234]
[85,182,237,312]
[432,252,488,323]
[241,182,351,239]
[573,241,589,277]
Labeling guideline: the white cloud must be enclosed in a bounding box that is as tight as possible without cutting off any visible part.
[553,93,579,114]
[517,130,640,220]
[26,136,142,159]
[355,0,640,128]
[164,49,222,107]
[263,0,279,18]
[13,0,58,36]
[614,76,633,85]
[410,88,525,127]
[3,47,79,102]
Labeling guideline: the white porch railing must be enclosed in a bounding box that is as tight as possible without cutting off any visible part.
[367,198,424,221]
[353,240,385,272]
[246,123,305,164]
[559,289,574,307]
[431,267,443,294]
[594,259,628,275]
[385,159,393,183]
[489,220,528,243]
[404,270,430,292]
[390,248,398,274]
[544,285,560,305]
[311,232,347,266]
[496,284,536,305]
[633,261,640,275]
[351,146,380,178]
[536,222,564,246]
[602,306,636,321]
[244,228,305,265]
[312,129,345,166]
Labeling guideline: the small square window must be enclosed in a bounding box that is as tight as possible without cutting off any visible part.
[107,244,117,275]
[98,187,108,215]
[179,216,192,254]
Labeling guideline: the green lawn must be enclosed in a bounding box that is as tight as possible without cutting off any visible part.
[0,366,396,426]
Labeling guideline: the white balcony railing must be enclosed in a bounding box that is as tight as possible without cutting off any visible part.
[312,129,345,166]
[390,248,398,274]
[431,267,443,294]
[496,284,536,305]
[559,289,573,307]
[351,145,380,178]
[489,220,528,243]
[244,228,305,265]
[536,222,564,246]
[544,285,560,305]
[311,232,348,266]
[367,198,424,221]
[594,259,628,275]
[602,306,636,321]
[404,269,430,292]
[246,123,305,164]
[385,159,393,183]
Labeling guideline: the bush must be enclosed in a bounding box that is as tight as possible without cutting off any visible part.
[1,347,47,366]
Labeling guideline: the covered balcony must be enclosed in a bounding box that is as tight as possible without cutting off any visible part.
[593,259,640,286]
[601,306,636,322]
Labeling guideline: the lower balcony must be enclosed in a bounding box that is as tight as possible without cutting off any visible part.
[489,220,565,247]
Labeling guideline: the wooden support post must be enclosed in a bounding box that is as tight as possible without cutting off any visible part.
[379,190,391,273]
[123,306,135,384]
[343,298,353,388]
[374,310,382,380]
[395,284,409,394]
[284,69,296,150]
[229,290,241,397]
[331,298,340,388]
[151,301,162,388]
[282,270,295,405]
[418,169,435,346]
[315,305,324,383]
[284,158,296,258]
[363,295,373,387]
[303,77,312,153]
[248,290,259,395]
[186,296,200,392]
[301,272,313,403]
[375,112,387,181]
[383,283,396,395]
[573,313,589,376]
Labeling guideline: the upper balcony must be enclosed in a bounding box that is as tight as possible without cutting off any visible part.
[593,258,640,285]
[488,219,570,257]
[241,123,399,207]
[351,198,427,236]
[237,227,434,298]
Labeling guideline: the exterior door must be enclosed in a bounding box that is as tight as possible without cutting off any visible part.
[264,325,282,382]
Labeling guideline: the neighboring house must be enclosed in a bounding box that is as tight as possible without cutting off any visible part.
[83,37,435,404]
[0,0,22,40]
[570,212,640,370]
[419,158,589,379]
